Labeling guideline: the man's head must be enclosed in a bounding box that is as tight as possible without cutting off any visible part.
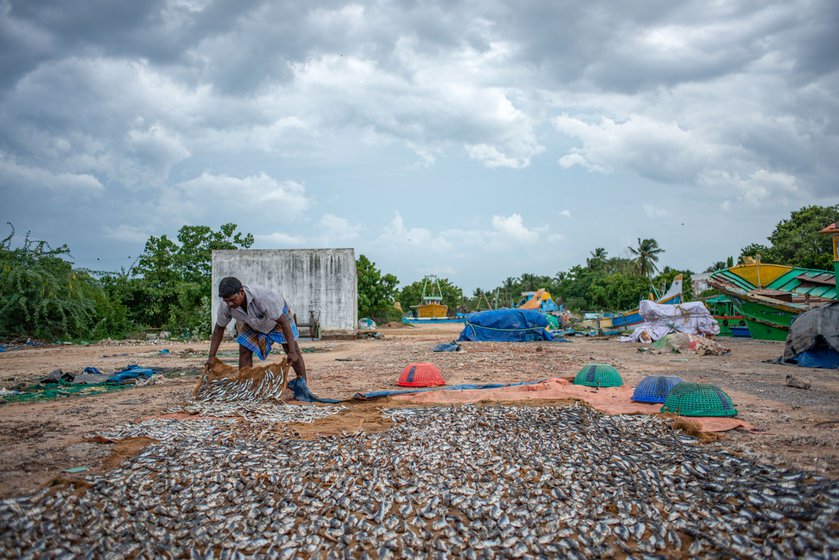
[219,277,245,308]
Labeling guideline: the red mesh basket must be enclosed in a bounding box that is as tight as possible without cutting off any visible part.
[397,362,445,387]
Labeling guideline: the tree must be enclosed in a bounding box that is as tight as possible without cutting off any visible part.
[469,288,493,311]
[122,223,254,331]
[738,242,772,264]
[176,224,254,283]
[628,238,664,278]
[356,255,400,320]
[736,205,839,269]
[0,225,128,340]
[586,248,608,272]
[705,257,733,272]
[765,205,839,270]
[131,235,180,327]
[601,273,653,310]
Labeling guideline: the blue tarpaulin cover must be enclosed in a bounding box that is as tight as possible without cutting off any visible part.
[352,379,545,400]
[782,302,839,369]
[457,309,556,342]
[788,347,839,369]
[82,364,157,383]
[432,341,462,352]
[108,364,156,383]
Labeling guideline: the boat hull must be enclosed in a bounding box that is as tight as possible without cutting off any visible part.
[729,325,751,337]
[709,261,837,341]
[734,299,797,341]
[714,315,748,337]
[416,303,448,318]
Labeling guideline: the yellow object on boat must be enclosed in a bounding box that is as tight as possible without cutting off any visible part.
[417,302,448,318]
[727,260,792,289]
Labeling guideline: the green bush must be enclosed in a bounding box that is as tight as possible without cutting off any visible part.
[0,227,102,340]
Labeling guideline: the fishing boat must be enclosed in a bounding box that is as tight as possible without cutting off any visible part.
[705,295,750,337]
[402,275,460,324]
[610,275,684,331]
[415,275,447,318]
[708,259,836,341]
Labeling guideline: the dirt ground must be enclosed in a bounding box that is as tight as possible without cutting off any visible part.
[0,323,837,499]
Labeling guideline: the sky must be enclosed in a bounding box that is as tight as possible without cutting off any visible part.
[1,0,837,293]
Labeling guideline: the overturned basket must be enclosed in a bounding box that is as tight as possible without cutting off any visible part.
[397,362,445,387]
[194,357,291,402]
[660,382,737,417]
[573,363,623,388]
[632,375,684,403]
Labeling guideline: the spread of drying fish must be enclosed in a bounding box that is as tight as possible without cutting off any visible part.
[1,403,838,558]
[172,401,347,424]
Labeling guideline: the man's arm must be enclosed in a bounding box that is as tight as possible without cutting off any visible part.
[206,324,226,368]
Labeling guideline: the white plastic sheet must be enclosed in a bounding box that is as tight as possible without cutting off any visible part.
[620,300,720,342]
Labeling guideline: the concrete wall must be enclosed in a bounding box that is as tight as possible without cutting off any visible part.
[211,249,357,337]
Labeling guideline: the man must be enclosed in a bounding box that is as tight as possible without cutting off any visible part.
[206,276,307,380]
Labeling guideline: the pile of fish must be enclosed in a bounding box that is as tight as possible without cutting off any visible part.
[1,403,837,558]
[194,361,289,403]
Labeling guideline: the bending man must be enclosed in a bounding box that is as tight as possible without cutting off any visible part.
[206,276,307,380]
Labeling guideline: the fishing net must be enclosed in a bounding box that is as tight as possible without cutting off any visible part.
[194,358,291,403]
[1,381,132,404]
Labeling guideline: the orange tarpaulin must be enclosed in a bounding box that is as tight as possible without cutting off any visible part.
[391,378,756,433]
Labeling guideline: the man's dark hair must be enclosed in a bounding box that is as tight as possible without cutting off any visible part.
[219,277,243,298]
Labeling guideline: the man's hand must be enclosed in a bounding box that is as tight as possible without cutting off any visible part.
[205,356,216,370]
[286,348,300,366]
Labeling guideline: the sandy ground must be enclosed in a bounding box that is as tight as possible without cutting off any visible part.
[0,323,837,499]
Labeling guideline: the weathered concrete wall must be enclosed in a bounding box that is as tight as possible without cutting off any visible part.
[211,249,357,337]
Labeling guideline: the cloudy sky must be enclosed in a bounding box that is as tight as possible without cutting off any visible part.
[1,0,837,292]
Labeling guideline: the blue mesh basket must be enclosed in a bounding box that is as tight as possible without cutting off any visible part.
[632,376,684,403]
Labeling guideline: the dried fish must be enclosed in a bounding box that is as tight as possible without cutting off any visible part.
[0,403,836,558]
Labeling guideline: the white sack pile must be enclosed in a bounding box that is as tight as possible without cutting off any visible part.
[620,300,720,343]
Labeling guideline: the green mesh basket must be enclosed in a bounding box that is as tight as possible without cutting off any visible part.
[660,382,738,417]
[573,363,623,387]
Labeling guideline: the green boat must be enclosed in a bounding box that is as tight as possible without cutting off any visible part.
[708,261,837,341]
[704,295,749,337]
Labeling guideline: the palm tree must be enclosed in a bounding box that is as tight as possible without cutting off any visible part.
[519,273,540,291]
[587,247,608,270]
[628,238,664,278]
[502,276,518,307]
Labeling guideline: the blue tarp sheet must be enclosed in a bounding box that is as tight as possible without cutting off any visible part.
[782,302,839,369]
[458,309,556,342]
[432,341,462,352]
[787,347,839,369]
[352,379,545,400]
[84,364,157,383]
